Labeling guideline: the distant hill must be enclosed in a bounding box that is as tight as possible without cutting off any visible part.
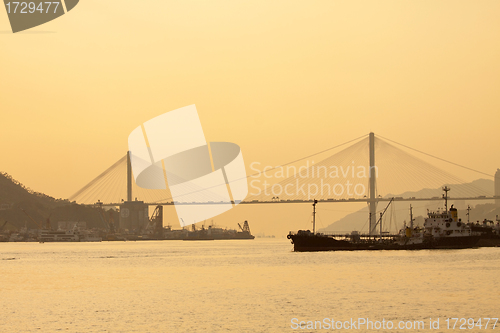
[318,179,497,233]
[385,178,494,199]
[0,172,117,230]
[0,172,66,207]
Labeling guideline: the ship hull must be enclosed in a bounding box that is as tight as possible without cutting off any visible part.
[432,235,481,249]
[287,233,481,252]
[476,236,500,247]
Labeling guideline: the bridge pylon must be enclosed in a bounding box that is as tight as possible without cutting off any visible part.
[368,132,377,235]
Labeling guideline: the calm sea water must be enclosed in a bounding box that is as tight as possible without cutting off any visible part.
[1,239,499,333]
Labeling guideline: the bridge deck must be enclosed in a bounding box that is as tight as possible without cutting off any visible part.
[96,196,499,207]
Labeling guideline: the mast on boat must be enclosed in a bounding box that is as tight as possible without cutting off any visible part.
[312,199,318,234]
[442,186,450,212]
[410,205,414,230]
[375,197,394,236]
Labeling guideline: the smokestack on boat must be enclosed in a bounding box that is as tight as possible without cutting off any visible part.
[450,205,458,222]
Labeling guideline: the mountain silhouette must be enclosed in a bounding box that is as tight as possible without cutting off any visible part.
[0,172,116,230]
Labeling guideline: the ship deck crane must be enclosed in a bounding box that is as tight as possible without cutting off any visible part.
[374,197,395,235]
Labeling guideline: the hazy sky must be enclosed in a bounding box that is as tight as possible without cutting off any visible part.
[1,1,499,233]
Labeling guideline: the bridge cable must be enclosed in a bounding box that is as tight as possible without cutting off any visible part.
[377,135,493,178]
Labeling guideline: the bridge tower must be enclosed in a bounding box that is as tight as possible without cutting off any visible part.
[118,151,148,232]
[127,151,132,202]
[368,132,377,235]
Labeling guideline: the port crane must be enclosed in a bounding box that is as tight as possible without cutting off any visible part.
[238,220,252,234]
[148,205,163,234]
[20,208,43,229]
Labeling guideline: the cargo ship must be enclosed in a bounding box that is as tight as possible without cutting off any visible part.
[287,187,481,251]
[169,221,255,241]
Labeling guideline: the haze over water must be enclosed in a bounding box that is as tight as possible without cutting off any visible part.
[1,240,498,332]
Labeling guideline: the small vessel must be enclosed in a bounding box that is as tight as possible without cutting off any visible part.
[38,224,102,242]
[38,229,79,242]
[397,187,480,249]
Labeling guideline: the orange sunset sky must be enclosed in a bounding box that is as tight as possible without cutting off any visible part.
[1,1,499,234]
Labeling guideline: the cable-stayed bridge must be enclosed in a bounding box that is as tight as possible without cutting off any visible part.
[69,133,499,234]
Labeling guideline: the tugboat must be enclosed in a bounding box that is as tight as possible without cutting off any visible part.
[397,187,481,249]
